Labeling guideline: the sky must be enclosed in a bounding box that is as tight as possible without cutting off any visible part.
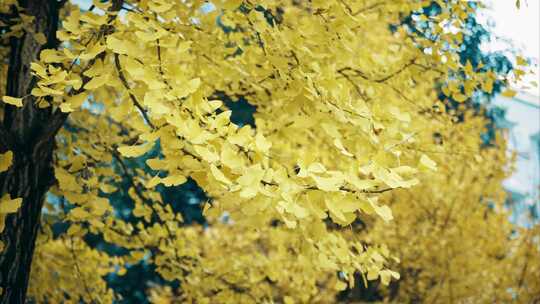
[482,0,539,58]
[479,0,540,96]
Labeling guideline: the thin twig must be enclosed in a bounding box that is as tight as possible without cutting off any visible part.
[69,237,99,304]
[113,54,155,129]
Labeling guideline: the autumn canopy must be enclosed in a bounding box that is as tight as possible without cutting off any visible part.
[0,0,538,303]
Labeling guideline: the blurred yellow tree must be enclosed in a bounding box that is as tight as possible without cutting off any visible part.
[357,113,540,303]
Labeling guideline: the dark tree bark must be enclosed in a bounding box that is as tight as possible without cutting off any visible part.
[0,1,64,302]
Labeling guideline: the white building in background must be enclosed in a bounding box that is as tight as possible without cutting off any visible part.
[491,91,540,225]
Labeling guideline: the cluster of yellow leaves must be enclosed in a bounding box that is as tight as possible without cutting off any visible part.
[150,218,400,303]
[26,0,436,291]
[28,233,121,303]
[154,223,342,303]
[0,0,16,13]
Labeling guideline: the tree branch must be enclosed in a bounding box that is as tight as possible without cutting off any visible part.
[110,150,184,263]
[32,0,126,153]
[338,57,417,83]
[69,237,99,304]
[113,54,155,129]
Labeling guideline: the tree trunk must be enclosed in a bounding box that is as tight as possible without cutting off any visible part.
[0,149,56,303]
[0,0,63,302]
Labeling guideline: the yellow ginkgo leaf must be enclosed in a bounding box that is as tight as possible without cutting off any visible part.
[501,89,517,98]
[0,151,13,173]
[40,49,65,63]
[221,0,243,10]
[117,143,153,158]
[210,164,232,185]
[33,32,47,45]
[69,207,90,220]
[2,96,23,107]
[0,194,22,214]
[106,36,130,54]
[79,43,106,61]
[160,174,187,187]
[84,74,110,90]
[334,280,348,291]
[255,133,272,153]
[452,92,467,103]
[419,154,438,171]
[374,204,393,222]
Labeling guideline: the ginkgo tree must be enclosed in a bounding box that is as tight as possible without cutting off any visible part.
[0,0,532,302]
